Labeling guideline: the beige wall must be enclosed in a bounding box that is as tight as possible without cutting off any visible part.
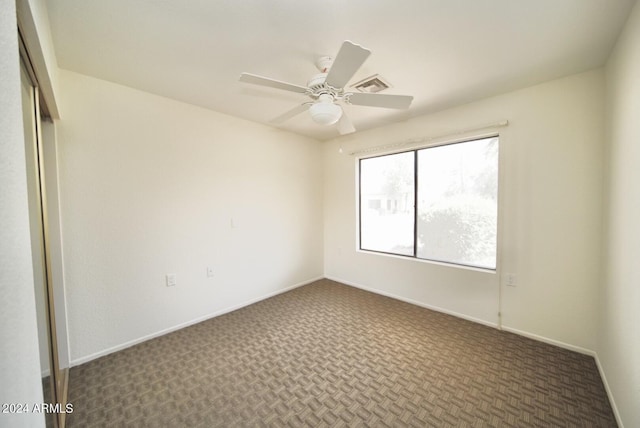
[324,69,605,352]
[56,70,324,363]
[601,1,640,426]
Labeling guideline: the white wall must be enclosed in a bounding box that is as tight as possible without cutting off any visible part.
[56,70,324,363]
[601,1,640,426]
[0,0,46,426]
[324,70,605,352]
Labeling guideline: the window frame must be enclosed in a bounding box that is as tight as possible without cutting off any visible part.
[357,134,501,272]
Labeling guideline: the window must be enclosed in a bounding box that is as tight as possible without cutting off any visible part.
[359,136,499,270]
[360,151,415,256]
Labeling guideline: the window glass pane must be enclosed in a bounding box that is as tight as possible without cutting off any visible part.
[360,152,415,256]
[416,137,498,269]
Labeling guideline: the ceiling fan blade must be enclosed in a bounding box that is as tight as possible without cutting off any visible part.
[337,111,356,135]
[347,92,414,109]
[270,103,311,124]
[325,41,371,89]
[239,72,308,94]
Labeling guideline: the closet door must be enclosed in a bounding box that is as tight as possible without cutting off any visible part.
[20,57,61,428]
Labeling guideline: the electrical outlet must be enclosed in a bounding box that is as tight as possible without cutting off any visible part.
[207,267,214,278]
[166,273,176,287]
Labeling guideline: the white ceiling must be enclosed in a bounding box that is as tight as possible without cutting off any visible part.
[47,0,636,141]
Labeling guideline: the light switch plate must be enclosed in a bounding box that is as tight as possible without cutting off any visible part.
[166,273,176,287]
[505,273,517,287]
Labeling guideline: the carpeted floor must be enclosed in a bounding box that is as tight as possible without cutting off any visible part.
[66,279,616,427]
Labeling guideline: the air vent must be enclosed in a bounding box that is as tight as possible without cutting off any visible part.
[351,74,392,93]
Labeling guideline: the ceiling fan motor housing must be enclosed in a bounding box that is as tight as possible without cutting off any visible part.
[307,73,329,90]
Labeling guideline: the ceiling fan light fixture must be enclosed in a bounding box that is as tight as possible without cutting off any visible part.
[309,96,342,126]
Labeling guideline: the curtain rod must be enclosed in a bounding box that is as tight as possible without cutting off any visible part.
[348,120,509,156]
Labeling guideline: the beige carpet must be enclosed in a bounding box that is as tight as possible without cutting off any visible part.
[67,279,616,427]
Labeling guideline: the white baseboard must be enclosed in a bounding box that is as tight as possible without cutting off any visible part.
[499,326,595,356]
[70,276,323,367]
[593,353,624,428]
[325,275,499,329]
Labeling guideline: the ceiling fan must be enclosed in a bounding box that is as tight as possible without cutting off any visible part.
[239,41,414,135]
